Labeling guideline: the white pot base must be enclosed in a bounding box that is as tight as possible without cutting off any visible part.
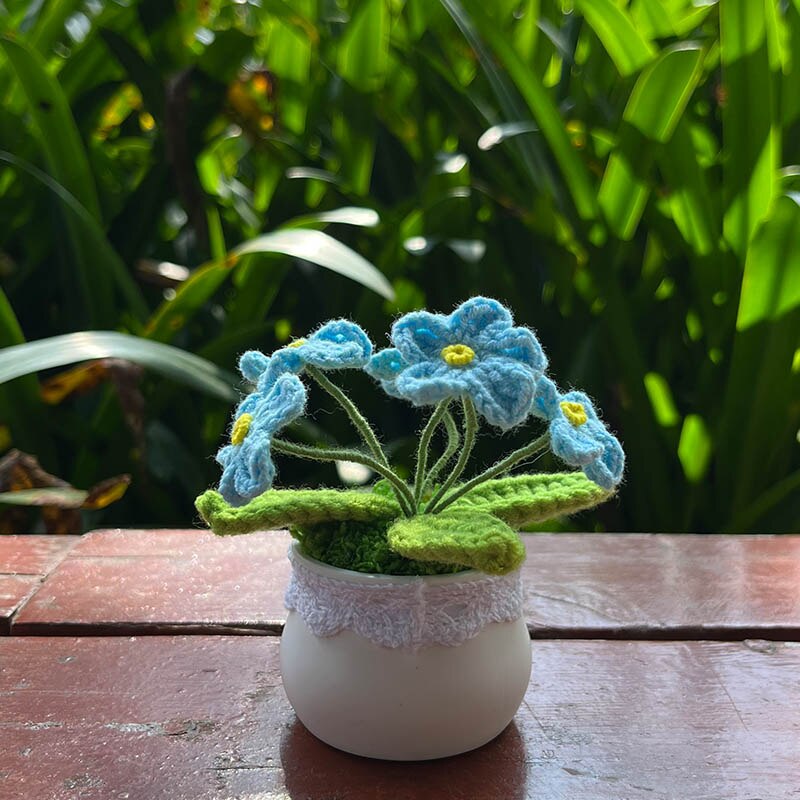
[280,610,532,761]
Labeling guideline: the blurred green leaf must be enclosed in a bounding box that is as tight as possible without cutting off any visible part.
[146,228,394,342]
[737,193,800,330]
[452,0,598,221]
[678,414,712,483]
[575,0,656,76]
[1,37,99,217]
[0,36,117,326]
[0,332,238,401]
[599,44,704,239]
[657,120,718,256]
[0,151,147,319]
[338,0,389,93]
[721,0,778,260]
[233,229,395,299]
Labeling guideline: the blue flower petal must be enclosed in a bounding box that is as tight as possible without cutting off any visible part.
[543,386,625,489]
[216,374,307,506]
[466,359,537,429]
[257,350,304,393]
[394,358,535,429]
[394,360,469,405]
[480,327,548,372]
[391,311,452,363]
[365,348,408,381]
[531,376,560,420]
[449,297,513,342]
[550,417,604,466]
[583,432,625,490]
[303,319,373,369]
[239,350,270,383]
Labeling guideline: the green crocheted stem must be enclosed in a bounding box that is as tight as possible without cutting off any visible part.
[196,488,402,536]
[412,399,451,507]
[448,472,612,528]
[432,432,550,514]
[425,396,478,514]
[419,409,460,502]
[305,365,389,467]
[387,510,525,575]
[271,438,415,516]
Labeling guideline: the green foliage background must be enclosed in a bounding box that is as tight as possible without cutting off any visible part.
[1,0,799,533]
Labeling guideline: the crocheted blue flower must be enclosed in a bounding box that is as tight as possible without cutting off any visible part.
[238,319,373,391]
[216,374,307,506]
[368,297,547,429]
[533,376,624,491]
[363,347,409,398]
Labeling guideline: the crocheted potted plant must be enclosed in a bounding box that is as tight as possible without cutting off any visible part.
[196,297,624,760]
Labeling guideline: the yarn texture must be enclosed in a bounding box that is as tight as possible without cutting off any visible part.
[297,519,462,575]
[284,546,524,648]
[450,472,611,528]
[196,487,401,535]
[197,296,627,575]
[215,374,307,507]
[367,296,547,429]
[532,376,625,490]
[387,510,525,575]
[245,318,372,392]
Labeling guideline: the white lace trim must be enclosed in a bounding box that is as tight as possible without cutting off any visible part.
[284,549,524,649]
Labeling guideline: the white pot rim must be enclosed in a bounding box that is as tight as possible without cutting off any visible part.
[285,541,524,649]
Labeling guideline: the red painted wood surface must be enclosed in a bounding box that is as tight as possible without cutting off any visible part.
[1,636,798,800]
[11,529,289,635]
[8,530,800,638]
[0,536,75,635]
[0,535,75,576]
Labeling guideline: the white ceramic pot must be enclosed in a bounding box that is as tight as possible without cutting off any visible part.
[280,542,531,761]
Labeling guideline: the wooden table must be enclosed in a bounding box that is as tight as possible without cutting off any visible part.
[1,530,799,799]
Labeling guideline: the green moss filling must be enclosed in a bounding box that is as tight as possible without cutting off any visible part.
[292,519,464,576]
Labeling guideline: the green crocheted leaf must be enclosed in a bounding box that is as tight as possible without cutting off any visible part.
[387,511,525,575]
[195,488,402,536]
[449,472,613,528]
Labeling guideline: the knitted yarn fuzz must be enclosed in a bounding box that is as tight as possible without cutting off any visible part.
[366,296,547,429]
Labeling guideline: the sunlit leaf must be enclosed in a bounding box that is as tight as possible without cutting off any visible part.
[575,0,656,76]
[678,414,712,482]
[338,0,389,92]
[0,332,238,401]
[599,44,704,239]
[721,0,778,260]
[234,229,394,299]
[737,193,800,330]
[450,0,598,221]
[477,121,539,151]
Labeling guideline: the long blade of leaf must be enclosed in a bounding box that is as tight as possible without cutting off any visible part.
[1,36,116,325]
[0,332,238,401]
[656,119,718,256]
[599,43,704,239]
[234,229,394,298]
[337,0,389,92]
[720,0,778,260]
[737,193,800,329]
[145,228,394,342]
[439,0,562,208]
[451,0,598,221]
[0,150,147,319]
[575,0,656,77]
[1,37,99,217]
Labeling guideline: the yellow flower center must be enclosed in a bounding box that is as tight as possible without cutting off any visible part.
[441,343,476,366]
[231,413,253,445]
[287,338,307,348]
[560,401,588,427]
